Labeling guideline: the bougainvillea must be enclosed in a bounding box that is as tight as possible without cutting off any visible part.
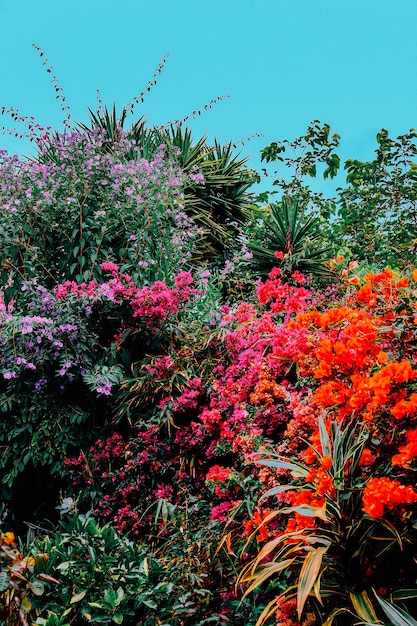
[236,266,417,624]
[4,201,417,624]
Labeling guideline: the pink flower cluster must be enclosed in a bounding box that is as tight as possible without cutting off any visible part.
[56,263,194,326]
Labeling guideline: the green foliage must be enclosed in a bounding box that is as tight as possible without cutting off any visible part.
[241,415,417,625]
[261,119,341,181]
[334,128,417,267]
[0,286,105,516]
[262,122,417,270]
[78,105,257,261]
[31,513,164,625]
[0,530,52,626]
[248,197,334,279]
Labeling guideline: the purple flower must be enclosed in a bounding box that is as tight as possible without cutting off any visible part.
[97,381,112,396]
[3,371,18,379]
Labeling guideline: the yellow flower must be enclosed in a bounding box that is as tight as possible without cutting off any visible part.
[1,532,15,546]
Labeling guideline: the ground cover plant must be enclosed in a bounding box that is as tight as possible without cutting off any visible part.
[1,52,417,623]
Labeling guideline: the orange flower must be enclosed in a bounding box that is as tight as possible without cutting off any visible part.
[319,455,333,469]
[390,399,417,420]
[244,509,272,542]
[377,351,388,364]
[392,430,417,467]
[359,448,375,467]
[362,477,417,518]
[1,531,15,546]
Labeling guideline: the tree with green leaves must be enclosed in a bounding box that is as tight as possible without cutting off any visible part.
[334,128,417,267]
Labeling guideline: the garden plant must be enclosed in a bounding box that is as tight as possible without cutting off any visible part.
[1,47,417,626]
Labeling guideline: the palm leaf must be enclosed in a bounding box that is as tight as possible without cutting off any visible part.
[249,197,334,279]
[243,559,295,596]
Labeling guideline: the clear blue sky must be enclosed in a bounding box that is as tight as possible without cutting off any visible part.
[1,0,417,195]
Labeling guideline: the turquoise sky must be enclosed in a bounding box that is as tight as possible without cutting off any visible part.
[1,0,417,194]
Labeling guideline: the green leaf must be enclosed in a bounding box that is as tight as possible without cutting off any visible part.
[392,589,417,602]
[321,608,350,626]
[297,546,328,619]
[142,599,158,609]
[28,579,45,596]
[349,591,379,623]
[255,595,282,626]
[375,594,417,626]
[70,589,87,604]
[282,504,328,522]
[243,559,295,597]
[0,571,10,592]
[318,413,331,457]
[259,484,297,500]
[254,454,309,478]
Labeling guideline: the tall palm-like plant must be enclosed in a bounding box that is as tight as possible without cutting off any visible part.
[159,129,256,254]
[248,197,334,279]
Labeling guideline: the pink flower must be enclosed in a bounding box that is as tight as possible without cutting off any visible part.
[175,271,193,288]
[210,501,234,522]
[101,261,119,273]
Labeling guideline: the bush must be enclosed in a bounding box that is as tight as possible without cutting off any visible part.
[0,130,201,299]
[236,268,417,624]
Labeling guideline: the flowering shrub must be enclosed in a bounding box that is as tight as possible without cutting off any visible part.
[0,129,202,299]
[0,263,223,536]
[237,267,417,624]
[3,116,417,623]
[4,237,417,624]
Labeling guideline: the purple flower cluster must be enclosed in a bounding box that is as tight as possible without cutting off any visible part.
[0,128,203,288]
[0,283,93,392]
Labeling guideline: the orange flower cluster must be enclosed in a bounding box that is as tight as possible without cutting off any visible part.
[292,308,382,381]
[392,429,417,467]
[244,508,273,542]
[273,269,417,523]
[362,477,417,518]
[303,455,336,498]
[250,367,287,407]
[358,448,375,467]
[280,489,325,534]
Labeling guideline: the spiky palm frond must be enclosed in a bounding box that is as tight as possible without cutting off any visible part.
[77,104,149,155]
[132,122,257,258]
[249,198,334,279]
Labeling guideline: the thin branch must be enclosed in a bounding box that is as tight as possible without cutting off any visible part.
[125,53,170,115]
[32,43,71,125]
